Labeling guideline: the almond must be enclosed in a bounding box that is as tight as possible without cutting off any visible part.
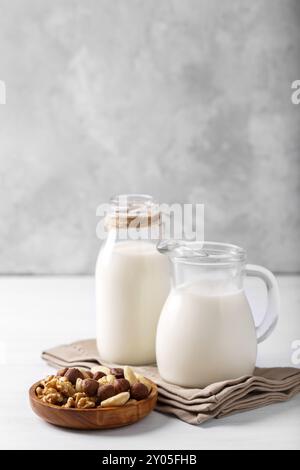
[124,366,138,386]
[100,391,130,407]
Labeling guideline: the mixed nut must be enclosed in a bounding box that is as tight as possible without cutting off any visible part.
[35,366,152,409]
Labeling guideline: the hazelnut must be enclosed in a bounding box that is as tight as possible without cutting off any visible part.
[97,384,116,402]
[81,370,93,379]
[82,379,99,396]
[110,367,124,378]
[130,383,149,401]
[64,368,84,385]
[114,378,130,394]
[93,371,106,381]
[57,367,68,377]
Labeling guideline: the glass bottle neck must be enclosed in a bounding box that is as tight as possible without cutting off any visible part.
[104,193,162,242]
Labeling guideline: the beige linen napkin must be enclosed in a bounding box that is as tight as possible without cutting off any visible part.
[42,339,300,425]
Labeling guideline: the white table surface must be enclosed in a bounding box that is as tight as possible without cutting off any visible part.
[0,275,299,450]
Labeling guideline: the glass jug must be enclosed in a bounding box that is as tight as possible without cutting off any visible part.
[95,194,170,365]
[156,241,280,388]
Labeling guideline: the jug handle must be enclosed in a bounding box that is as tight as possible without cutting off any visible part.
[246,264,280,344]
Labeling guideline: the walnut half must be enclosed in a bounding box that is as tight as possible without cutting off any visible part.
[77,397,96,409]
[41,391,64,405]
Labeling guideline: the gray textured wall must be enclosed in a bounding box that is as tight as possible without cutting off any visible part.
[0,0,299,274]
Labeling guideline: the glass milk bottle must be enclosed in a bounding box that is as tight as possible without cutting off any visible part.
[95,194,170,365]
[156,241,280,387]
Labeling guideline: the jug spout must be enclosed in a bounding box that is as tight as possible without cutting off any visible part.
[157,239,206,259]
[156,240,246,292]
[157,240,245,264]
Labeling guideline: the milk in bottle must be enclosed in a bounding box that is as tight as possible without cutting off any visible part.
[96,195,170,365]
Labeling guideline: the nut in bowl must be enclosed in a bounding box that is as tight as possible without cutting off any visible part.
[29,366,158,429]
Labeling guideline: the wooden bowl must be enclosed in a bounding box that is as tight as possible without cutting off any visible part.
[29,381,158,430]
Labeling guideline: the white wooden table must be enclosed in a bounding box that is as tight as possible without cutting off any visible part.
[0,275,299,450]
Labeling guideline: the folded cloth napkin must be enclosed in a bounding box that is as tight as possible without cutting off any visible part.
[42,339,300,425]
